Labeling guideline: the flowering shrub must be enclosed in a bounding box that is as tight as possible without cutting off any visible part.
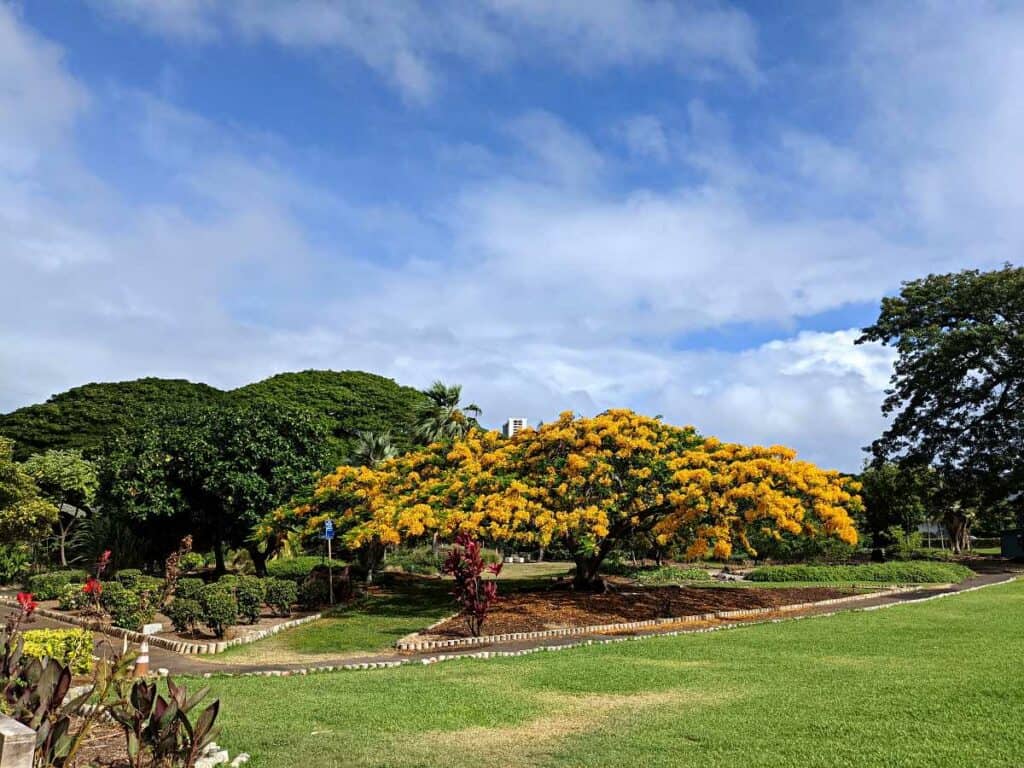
[58,583,89,610]
[442,533,503,637]
[21,628,94,674]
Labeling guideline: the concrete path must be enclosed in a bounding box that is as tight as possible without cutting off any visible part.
[6,571,1016,677]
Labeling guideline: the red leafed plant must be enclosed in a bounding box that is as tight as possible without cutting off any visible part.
[441,533,503,637]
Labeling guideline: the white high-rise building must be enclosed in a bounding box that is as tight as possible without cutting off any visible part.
[502,417,528,438]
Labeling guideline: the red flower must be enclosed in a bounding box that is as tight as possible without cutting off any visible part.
[487,561,504,577]
[96,550,112,576]
[16,592,38,614]
[83,577,103,596]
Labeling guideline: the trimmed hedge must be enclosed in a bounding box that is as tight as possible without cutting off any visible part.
[57,583,90,611]
[745,562,974,584]
[22,628,94,674]
[234,575,266,624]
[100,582,156,630]
[265,578,297,617]
[26,570,89,600]
[165,597,202,635]
[633,566,713,585]
[175,577,205,602]
[267,556,325,584]
[199,584,238,638]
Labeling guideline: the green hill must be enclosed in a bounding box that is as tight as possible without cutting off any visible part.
[231,370,428,464]
[0,378,226,460]
[0,370,428,465]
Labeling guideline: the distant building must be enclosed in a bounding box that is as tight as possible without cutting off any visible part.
[502,417,528,438]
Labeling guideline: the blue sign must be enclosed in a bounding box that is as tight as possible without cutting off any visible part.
[324,520,335,540]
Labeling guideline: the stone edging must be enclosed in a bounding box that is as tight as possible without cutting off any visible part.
[394,585,916,651]
[186,575,1016,680]
[0,597,320,655]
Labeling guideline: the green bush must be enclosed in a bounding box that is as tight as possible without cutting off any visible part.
[264,578,297,617]
[27,570,89,600]
[267,556,325,584]
[57,583,89,611]
[175,577,205,602]
[297,579,330,610]
[179,552,206,572]
[100,582,155,631]
[165,598,202,635]
[633,566,713,585]
[199,585,238,638]
[234,576,266,624]
[0,544,31,585]
[21,628,94,674]
[745,562,974,584]
[389,546,440,575]
[114,569,143,587]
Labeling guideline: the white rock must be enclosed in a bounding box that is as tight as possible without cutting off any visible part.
[230,753,250,767]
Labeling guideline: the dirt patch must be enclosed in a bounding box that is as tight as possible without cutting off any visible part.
[427,585,854,638]
[405,689,712,763]
[69,717,130,767]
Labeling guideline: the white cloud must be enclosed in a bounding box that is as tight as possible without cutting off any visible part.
[89,0,759,103]
[620,115,670,163]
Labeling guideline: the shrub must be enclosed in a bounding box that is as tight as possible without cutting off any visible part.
[442,533,503,637]
[633,566,712,585]
[100,582,155,631]
[128,575,165,599]
[297,579,330,610]
[264,578,297,617]
[21,628,95,674]
[199,585,238,638]
[234,576,266,624]
[389,546,440,575]
[745,562,974,584]
[0,544,31,585]
[57,583,90,611]
[175,577,205,602]
[165,598,203,635]
[179,552,206,572]
[114,569,143,587]
[27,570,89,600]
[267,556,325,584]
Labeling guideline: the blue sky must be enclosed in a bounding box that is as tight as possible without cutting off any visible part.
[2,1,1021,471]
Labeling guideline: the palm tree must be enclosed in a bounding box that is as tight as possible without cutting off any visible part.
[414,381,482,443]
[349,430,399,468]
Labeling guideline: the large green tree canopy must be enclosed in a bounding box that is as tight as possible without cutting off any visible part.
[858,264,1024,547]
[0,437,58,543]
[99,402,329,573]
[1,370,429,466]
[21,449,99,565]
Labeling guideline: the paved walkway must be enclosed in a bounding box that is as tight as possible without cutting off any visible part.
[10,571,1014,677]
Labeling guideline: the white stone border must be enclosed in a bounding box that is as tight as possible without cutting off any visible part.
[0,597,321,655]
[394,585,917,651]
[187,575,1017,680]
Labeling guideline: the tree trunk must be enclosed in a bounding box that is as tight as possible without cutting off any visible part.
[58,519,69,567]
[573,553,608,592]
[247,543,268,577]
[537,546,545,562]
[947,512,971,554]
[213,539,226,575]
[359,540,384,584]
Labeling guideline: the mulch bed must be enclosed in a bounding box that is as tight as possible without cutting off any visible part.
[70,717,129,767]
[428,585,854,638]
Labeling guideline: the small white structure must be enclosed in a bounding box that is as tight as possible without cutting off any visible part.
[502,418,528,438]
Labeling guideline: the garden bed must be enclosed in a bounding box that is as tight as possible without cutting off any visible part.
[425,584,857,639]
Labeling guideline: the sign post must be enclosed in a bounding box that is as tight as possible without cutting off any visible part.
[324,519,335,605]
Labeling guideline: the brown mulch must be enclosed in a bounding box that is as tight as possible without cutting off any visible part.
[69,717,129,767]
[427,585,854,638]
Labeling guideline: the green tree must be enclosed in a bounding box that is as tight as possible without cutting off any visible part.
[858,264,1024,551]
[414,381,482,443]
[0,437,57,543]
[22,449,99,565]
[858,463,933,547]
[101,402,329,574]
[0,378,225,460]
[348,431,398,468]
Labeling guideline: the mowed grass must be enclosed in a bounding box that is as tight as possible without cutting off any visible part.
[199,577,1024,768]
[212,564,575,663]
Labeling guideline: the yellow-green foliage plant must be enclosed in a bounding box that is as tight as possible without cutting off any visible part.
[21,628,94,674]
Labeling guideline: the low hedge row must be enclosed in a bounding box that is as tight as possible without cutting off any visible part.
[745,562,974,583]
[21,628,94,674]
[632,566,713,585]
[266,556,327,584]
[166,576,298,638]
[26,570,89,600]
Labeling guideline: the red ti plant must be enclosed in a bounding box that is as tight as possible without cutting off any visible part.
[441,533,503,637]
[2,592,37,676]
[83,549,112,612]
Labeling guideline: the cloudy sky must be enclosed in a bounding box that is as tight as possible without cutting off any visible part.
[2,1,1021,471]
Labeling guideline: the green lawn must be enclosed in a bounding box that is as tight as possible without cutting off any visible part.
[199,577,1023,767]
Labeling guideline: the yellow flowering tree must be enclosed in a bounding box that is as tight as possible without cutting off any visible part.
[260,410,861,589]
